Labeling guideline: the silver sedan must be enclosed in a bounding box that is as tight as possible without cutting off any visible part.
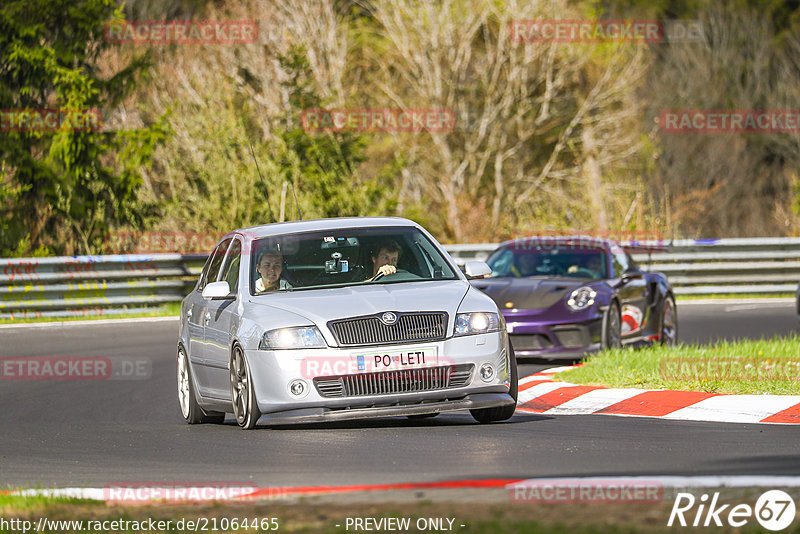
[177,217,517,429]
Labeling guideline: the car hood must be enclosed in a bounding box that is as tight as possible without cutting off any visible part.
[248,280,469,325]
[470,277,590,310]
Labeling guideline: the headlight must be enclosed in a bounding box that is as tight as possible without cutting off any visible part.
[454,312,501,336]
[259,326,327,350]
[567,286,597,311]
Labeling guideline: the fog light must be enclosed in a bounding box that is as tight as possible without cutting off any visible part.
[479,363,495,382]
[288,379,308,398]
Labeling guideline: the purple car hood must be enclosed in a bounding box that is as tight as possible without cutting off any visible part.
[471,277,588,310]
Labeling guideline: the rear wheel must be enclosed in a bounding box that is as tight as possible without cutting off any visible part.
[177,347,225,424]
[230,345,261,429]
[660,294,678,345]
[601,301,622,349]
[470,346,518,424]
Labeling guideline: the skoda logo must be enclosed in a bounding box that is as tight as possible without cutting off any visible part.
[380,312,398,325]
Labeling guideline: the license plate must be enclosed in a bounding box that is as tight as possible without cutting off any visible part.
[352,347,437,372]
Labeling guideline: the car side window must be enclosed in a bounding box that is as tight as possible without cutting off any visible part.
[611,250,630,278]
[198,238,232,291]
[220,239,242,292]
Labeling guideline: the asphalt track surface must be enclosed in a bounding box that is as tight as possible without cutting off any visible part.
[1,300,798,488]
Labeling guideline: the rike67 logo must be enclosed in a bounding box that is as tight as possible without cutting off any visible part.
[668,490,796,530]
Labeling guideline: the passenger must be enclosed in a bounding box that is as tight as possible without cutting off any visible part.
[511,253,539,277]
[255,252,292,292]
[367,240,401,281]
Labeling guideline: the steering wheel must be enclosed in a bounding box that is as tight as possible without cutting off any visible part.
[370,268,409,282]
[572,267,597,278]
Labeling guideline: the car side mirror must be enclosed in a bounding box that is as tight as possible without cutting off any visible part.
[464,260,492,279]
[621,267,643,282]
[202,280,234,300]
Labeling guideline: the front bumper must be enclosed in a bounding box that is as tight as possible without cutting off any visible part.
[504,310,603,359]
[255,392,514,425]
[245,331,512,420]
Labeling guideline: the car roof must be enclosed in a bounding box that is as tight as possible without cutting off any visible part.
[226,217,421,240]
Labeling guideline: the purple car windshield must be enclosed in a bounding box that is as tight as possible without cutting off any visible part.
[487,246,608,280]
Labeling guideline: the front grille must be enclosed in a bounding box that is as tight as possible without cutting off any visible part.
[313,364,473,398]
[555,328,587,349]
[509,334,552,351]
[329,312,447,346]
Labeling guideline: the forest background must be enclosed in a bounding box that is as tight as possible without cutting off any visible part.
[3,0,800,256]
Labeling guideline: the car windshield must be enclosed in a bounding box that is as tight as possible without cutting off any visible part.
[487,244,608,280]
[249,226,459,294]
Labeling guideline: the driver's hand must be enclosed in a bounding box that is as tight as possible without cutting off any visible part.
[377,264,397,277]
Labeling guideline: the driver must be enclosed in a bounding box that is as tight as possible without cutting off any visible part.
[567,253,605,278]
[255,252,292,292]
[367,240,401,281]
[584,253,605,277]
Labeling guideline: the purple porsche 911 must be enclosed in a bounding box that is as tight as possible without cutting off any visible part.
[471,236,677,360]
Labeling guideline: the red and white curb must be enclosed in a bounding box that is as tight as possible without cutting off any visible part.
[517,366,800,424]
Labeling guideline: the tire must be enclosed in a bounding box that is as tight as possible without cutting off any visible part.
[470,345,518,424]
[177,347,225,424]
[230,345,261,429]
[659,294,678,345]
[601,300,622,350]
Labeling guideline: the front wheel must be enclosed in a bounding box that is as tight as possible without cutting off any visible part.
[177,347,225,424]
[660,294,678,345]
[601,301,622,350]
[230,346,261,429]
[470,346,518,423]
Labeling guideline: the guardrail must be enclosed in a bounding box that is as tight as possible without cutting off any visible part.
[0,254,206,319]
[1,238,798,318]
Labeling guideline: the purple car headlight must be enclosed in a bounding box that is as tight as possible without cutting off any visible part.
[567,287,597,311]
[454,312,501,336]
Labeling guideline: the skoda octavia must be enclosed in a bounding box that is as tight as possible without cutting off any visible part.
[177,217,517,429]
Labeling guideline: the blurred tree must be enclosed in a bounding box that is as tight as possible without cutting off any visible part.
[0,0,165,255]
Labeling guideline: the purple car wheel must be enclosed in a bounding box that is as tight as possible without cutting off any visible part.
[660,295,678,345]
[601,301,622,349]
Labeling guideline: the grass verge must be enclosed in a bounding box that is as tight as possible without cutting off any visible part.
[3,491,797,533]
[560,336,800,395]
[0,303,181,325]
